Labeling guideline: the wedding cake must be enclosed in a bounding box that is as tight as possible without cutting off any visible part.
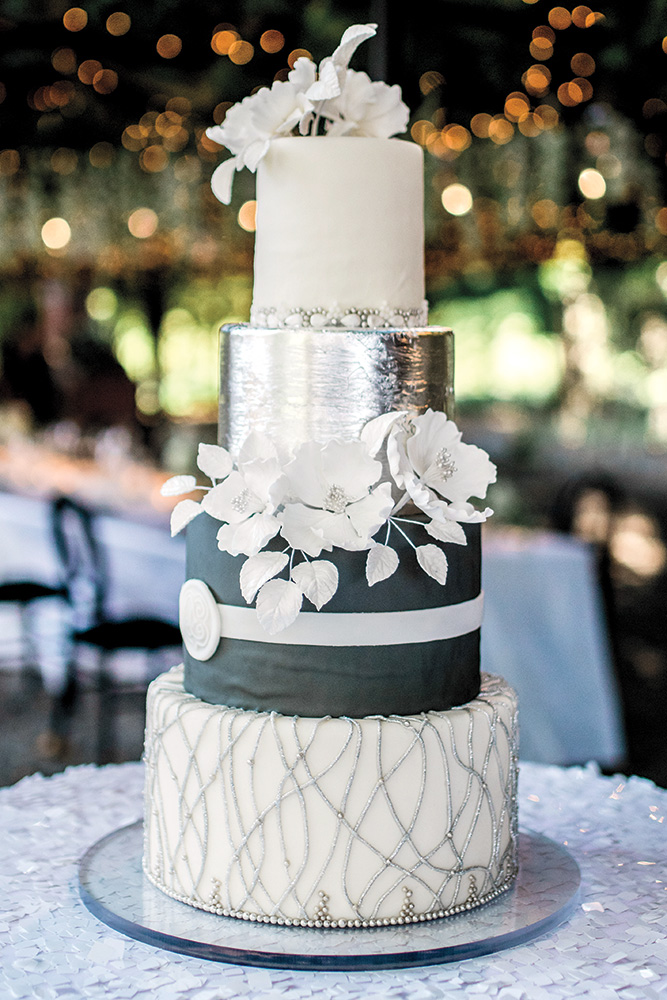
[143,24,518,929]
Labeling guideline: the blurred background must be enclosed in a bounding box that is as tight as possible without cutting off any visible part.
[0,0,665,787]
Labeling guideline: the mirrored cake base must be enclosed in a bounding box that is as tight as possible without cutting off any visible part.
[78,823,580,971]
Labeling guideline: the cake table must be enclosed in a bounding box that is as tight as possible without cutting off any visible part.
[1,761,665,998]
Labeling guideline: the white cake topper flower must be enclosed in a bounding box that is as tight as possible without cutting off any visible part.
[206,22,410,204]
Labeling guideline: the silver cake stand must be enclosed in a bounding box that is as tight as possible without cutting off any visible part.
[78,822,580,971]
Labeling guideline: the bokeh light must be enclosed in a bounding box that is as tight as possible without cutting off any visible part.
[0,149,20,175]
[213,101,232,125]
[229,40,254,65]
[548,7,572,30]
[578,168,606,199]
[41,217,71,249]
[78,60,102,85]
[260,30,285,54]
[572,6,593,28]
[212,30,239,55]
[287,48,312,69]
[237,200,257,232]
[157,34,182,59]
[51,148,77,174]
[441,183,473,216]
[86,287,118,321]
[419,70,445,95]
[93,69,118,94]
[128,208,158,238]
[63,7,87,31]
[106,12,131,36]
[51,47,77,74]
[571,52,595,76]
[470,113,492,138]
[140,146,168,172]
[89,142,114,167]
[529,36,553,60]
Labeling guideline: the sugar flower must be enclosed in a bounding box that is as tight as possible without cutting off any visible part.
[386,409,496,523]
[201,432,286,556]
[207,22,409,204]
[279,439,393,557]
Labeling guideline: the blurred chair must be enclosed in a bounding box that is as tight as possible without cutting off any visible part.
[50,496,182,763]
[0,572,67,702]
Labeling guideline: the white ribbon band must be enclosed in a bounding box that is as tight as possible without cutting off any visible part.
[217,592,484,647]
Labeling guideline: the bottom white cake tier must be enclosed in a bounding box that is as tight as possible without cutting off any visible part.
[143,666,519,928]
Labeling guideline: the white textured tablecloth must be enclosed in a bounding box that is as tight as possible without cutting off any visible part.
[1,761,665,999]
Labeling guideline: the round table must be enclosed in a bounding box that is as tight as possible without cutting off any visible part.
[1,761,665,998]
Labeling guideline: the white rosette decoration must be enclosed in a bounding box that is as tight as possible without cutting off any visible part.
[162,412,495,635]
[206,22,409,204]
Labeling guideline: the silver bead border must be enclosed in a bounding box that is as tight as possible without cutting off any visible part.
[249,302,429,330]
[142,862,518,930]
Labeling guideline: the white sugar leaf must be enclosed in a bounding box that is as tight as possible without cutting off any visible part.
[161,474,197,497]
[425,519,467,546]
[366,544,399,586]
[416,544,448,585]
[291,560,339,610]
[197,443,233,481]
[170,499,201,536]
[256,579,303,635]
[240,551,289,604]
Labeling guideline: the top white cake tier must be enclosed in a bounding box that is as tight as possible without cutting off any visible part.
[250,136,427,329]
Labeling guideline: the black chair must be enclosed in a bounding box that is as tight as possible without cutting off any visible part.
[0,555,68,704]
[50,496,182,763]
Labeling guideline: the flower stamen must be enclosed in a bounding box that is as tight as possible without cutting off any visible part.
[324,484,349,513]
[231,488,251,513]
[435,448,457,480]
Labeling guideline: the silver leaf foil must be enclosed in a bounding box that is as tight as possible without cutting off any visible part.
[219,325,454,454]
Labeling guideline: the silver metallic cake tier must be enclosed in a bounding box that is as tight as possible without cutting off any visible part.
[219,325,454,454]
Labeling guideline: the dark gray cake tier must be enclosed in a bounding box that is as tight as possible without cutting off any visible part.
[183,512,481,717]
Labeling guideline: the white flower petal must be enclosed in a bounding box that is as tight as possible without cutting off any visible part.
[210,157,238,204]
[291,560,339,609]
[279,503,333,558]
[238,430,278,465]
[240,551,289,603]
[416,544,448,585]
[170,499,201,536]
[318,439,382,500]
[425,519,468,545]
[256,579,303,635]
[197,443,233,481]
[216,513,280,557]
[360,410,407,457]
[366,544,399,586]
[307,57,341,100]
[330,23,377,72]
[288,56,317,91]
[161,474,197,497]
[346,483,394,544]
